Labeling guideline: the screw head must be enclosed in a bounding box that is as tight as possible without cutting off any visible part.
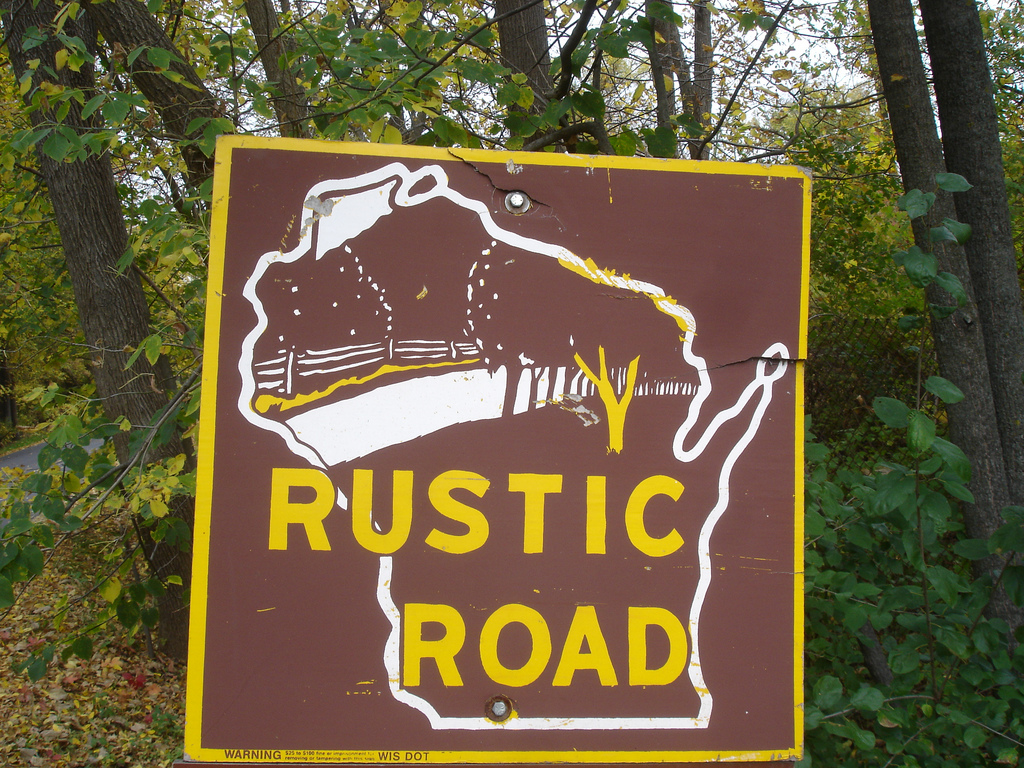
[485,694,514,722]
[504,191,531,214]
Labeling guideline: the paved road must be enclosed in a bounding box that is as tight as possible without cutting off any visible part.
[0,439,105,472]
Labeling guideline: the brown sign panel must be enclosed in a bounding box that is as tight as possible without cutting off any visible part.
[185,138,809,764]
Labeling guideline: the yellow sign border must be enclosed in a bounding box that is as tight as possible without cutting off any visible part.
[186,136,810,764]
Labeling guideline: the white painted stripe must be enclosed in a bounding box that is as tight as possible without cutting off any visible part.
[513,367,532,415]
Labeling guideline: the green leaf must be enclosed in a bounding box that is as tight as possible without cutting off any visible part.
[609,131,637,156]
[597,33,629,58]
[496,82,520,107]
[18,545,44,577]
[141,605,160,628]
[907,410,936,454]
[927,564,965,605]
[143,333,162,365]
[25,656,48,682]
[897,189,936,219]
[925,375,965,404]
[101,97,132,125]
[898,314,925,331]
[901,246,938,287]
[804,703,823,730]
[813,674,843,711]
[941,217,971,243]
[849,685,884,711]
[988,521,1024,555]
[953,537,990,560]
[0,576,14,609]
[41,130,71,161]
[146,46,171,70]
[930,225,957,243]
[572,88,605,118]
[933,272,967,306]
[81,93,104,119]
[935,172,972,192]
[873,397,910,428]
[941,477,975,503]
[69,635,93,660]
[963,724,987,748]
[642,126,677,158]
[931,436,972,482]
[1003,566,1024,606]
[889,647,918,675]
[116,598,141,628]
[1003,506,1024,524]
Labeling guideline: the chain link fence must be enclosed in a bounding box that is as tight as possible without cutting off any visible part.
[805,312,938,453]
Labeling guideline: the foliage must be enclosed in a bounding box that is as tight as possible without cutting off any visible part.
[0,0,1021,762]
[0,507,184,767]
[802,180,1024,766]
[804,416,1024,767]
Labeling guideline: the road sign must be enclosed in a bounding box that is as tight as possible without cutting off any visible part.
[183,138,809,765]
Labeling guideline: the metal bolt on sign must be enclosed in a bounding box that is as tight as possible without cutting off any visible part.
[504,191,531,214]
[485,695,514,722]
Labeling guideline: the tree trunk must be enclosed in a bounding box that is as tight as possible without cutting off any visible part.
[495,0,553,114]
[647,0,684,132]
[2,0,194,659]
[83,0,224,187]
[244,0,310,138]
[688,0,712,160]
[918,0,1024,509]
[867,0,1022,635]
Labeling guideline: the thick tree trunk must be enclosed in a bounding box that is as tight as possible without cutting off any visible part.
[495,0,553,114]
[688,0,712,160]
[2,0,194,659]
[647,0,685,132]
[244,0,310,138]
[918,0,1024,509]
[867,0,1022,635]
[83,0,224,187]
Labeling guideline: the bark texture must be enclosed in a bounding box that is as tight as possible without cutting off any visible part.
[2,0,194,659]
[84,0,224,186]
[688,0,712,159]
[495,0,553,113]
[244,0,310,137]
[868,0,1022,635]
[918,0,1024,509]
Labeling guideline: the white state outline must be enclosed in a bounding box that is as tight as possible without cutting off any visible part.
[237,162,791,731]
[237,163,695,469]
[374,344,788,731]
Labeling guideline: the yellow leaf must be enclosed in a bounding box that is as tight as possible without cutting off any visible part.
[149,498,169,518]
[99,577,122,603]
[54,49,69,71]
[772,68,792,80]
[369,116,386,143]
[167,453,186,473]
[383,124,403,144]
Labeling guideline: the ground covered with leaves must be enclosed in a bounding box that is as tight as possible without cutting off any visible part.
[0,477,185,768]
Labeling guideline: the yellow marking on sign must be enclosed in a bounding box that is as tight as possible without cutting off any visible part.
[574,346,639,453]
[254,358,480,413]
